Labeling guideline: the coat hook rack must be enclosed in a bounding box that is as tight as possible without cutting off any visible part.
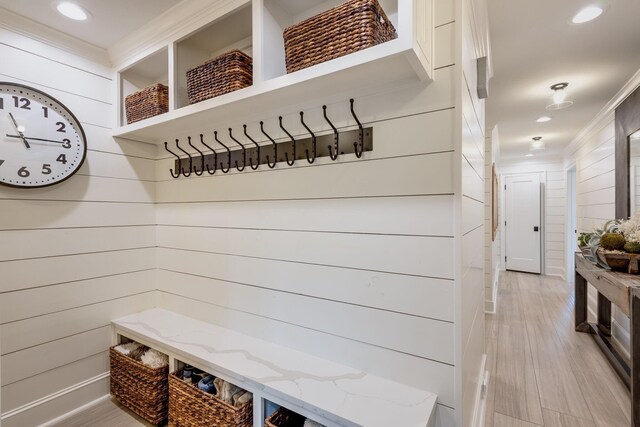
[170,99,373,178]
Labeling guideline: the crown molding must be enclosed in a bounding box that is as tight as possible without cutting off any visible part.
[0,7,110,69]
[563,68,640,160]
[108,0,244,68]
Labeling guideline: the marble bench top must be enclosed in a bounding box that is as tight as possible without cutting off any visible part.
[112,308,437,427]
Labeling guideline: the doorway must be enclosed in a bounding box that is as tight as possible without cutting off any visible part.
[505,174,542,273]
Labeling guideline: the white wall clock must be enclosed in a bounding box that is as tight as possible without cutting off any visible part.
[0,82,87,188]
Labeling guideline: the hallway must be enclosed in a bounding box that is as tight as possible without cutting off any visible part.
[485,271,631,426]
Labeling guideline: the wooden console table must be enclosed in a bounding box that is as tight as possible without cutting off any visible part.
[575,252,640,426]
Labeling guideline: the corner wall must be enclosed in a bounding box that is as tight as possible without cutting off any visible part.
[0,16,157,427]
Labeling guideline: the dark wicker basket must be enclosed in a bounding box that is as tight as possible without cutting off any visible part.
[109,346,169,425]
[264,407,307,427]
[125,83,169,124]
[283,0,397,73]
[168,370,253,427]
[186,50,253,105]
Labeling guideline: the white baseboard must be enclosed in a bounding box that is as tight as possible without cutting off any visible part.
[0,372,109,426]
[485,267,500,314]
[38,395,110,427]
[470,355,488,427]
[612,318,631,359]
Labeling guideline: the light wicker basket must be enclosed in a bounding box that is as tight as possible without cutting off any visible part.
[168,370,253,427]
[283,0,397,74]
[264,407,307,427]
[124,83,169,124]
[109,346,169,425]
[186,50,253,105]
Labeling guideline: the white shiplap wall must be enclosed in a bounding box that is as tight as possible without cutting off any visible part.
[484,126,500,312]
[499,160,567,279]
[458,0,487,424]
[153,3,459,424]
[0,25,157,427]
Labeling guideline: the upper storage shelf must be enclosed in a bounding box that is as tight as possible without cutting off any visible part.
[113,0,433,143]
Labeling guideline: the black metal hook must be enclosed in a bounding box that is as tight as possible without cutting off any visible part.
[199,134,217,174]
[187,136,204,176]
[300,112,316,164]
[164,141,181,178]
[350,98,364,158]
[324,105,339,160]
[279,116,296,166]
[228,128,246,172]
[261,121,277,169]
[243,125,261,170]
[215,131,231,174]
[175,139,193,177]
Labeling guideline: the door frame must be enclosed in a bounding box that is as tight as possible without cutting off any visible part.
[566,164,577,282]
[500,171,545,274]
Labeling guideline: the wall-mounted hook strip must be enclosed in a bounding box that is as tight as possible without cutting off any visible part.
[164,141,181,179]
[175,139,193,177]
[199,134,217,174]
[228,128,246,172]
[279,116,296,166]
[300,111,316,164]
[350,98,364,158]
[188,136,205,176]
[215,131,231,173]
[243,124,261,170]
[323,105,339,160]
[261,121,277,169]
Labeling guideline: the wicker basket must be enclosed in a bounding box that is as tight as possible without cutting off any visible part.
[109,346,169,425]
[168,370,253,427]
[264,407,307,427]
[125,83,169,124]
[283,0,397,73]
[186,50,253,105]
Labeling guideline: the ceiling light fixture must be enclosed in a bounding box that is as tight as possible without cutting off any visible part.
[536,116,552,123]
[530,136,545,151]
[546,82,573,110]
[525,154,534,157]
[572,6,604,24]
[56,2,89,21]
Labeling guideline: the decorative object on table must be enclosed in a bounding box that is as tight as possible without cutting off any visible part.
[579,213,640,273]
[163,98,372,178]
[283,0,397,74]
[186,49,253,105]
[125,83,169,124]
[0,81,87,188]
[168,369,253,427]
[110,344,169,425]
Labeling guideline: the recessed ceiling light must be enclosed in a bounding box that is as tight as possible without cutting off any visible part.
[56,2,89,21]
[525,154,534,157]
[536,116,552,123]
[572,6,603,24]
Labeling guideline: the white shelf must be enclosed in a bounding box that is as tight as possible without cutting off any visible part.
[112,0,433,143]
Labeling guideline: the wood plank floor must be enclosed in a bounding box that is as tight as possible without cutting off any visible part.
[54,271,631,427]
[485,271,631,427]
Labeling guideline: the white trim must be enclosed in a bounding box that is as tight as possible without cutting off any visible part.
[470,356,488,427]
[485,267,500,314]
[37,395,110,427]
[0,372,109,422]
[564,68,640,160]
[612,318,631,359]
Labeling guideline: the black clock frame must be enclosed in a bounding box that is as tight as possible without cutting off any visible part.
[0,81,88,189]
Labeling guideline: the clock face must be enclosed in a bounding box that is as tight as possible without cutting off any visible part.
[0,82,87,188]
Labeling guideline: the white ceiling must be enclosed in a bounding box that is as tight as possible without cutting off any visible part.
[0,0,177,49]
[487,0,640,161]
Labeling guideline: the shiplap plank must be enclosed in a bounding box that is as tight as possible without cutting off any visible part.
[158,248,453,321]
[0,226,154,261]
[435,0,455,26]
[79,150,155,181]
[435,23,455,69]
[157,225,454,278]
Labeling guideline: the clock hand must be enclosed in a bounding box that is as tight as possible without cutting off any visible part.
[7,113,30,149]
[5,134,66,144]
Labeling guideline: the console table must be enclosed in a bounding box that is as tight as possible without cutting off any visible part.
[575,252,640,426]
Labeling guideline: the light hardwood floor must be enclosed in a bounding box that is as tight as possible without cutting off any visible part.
[485,271,631,427]
[54,271,631,427]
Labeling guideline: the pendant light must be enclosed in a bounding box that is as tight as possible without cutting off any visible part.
[546,83,573,110]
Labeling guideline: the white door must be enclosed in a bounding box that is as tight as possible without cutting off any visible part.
[505,174,541,273]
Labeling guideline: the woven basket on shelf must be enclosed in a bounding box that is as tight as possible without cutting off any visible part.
[264,407,307,427]
[283,0,397,74]
[109,346,169,425]
[168,370,253,427]
[124,83,169,124]
[186,50,253,105]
